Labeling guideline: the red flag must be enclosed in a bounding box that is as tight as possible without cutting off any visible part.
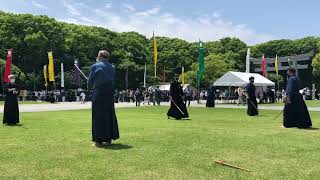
[4,49,13,83]
[261,53,267,77]
[163,65,166,82]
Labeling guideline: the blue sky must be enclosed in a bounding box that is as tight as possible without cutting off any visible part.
[0,0,319,45]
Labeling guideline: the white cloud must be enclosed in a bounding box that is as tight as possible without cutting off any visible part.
[146,7,160,15]
[58,17,79,24]
[122,3,136,12]
[79,17,95,23]
[31,1,48,10]
[213,12,221,19]
[134,7,160,17]
[58,2,275,45]
[105,3,112,9]
[63,0,81,16]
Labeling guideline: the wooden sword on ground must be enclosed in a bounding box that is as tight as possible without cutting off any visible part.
[214,160,251,172]
[273,110,283,120]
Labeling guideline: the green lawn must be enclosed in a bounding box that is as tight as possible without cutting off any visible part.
[1,107,320,179]
[260,100,320,107]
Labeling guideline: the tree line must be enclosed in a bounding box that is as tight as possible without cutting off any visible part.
[0,11,319,90]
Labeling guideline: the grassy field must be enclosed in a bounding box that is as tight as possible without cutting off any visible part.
[260,100,320,107]
[219,100,320,107]
[1,107,320,179]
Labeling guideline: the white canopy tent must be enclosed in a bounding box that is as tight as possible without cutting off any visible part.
[149,84,191,91]
[213,71,275,87]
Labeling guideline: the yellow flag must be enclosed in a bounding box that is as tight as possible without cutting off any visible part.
[43,65,48,87]
[275,54,279,79]
[48,51,55,82]
[182,67,185,87]
[153,32,157,81]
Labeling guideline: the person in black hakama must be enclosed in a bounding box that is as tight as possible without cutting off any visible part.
[3,75,20,125]
[206,85,215,107]
[283,68,312,128]
[135,88,142,107]
[88,50,119,147]
[167,73,189,120]
[245,76,258,116]
[155,86,162,106]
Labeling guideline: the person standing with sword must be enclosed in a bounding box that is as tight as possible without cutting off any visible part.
[244,76,259,116]
[167,72,189,120]
[86,50,119,147]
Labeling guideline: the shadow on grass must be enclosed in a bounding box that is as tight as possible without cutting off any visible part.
[168,119,192,121]
[301,127,320,132]
[167,116,192,121]
[99,143,133,150]
[3,123,28,129]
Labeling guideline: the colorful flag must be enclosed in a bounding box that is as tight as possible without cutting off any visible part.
[153,31,158,81]
[261,53,267,77]
[61,63,65,88]
[48,51,55,82]
[143,63,146,87]
[182,67,185,87]
[245,48,251,73]
[275,54,279,79]
[197,41,205,82]
[43,65,48,87]
[3,49,13,83]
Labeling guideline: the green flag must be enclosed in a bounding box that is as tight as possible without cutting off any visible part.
[197,41,205,82]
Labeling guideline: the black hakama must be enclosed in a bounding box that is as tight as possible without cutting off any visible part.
[206,86,215,107]
[92,83,119,142]
[283,75,312,128]
[3,83,19,125]
[283,93,312,128]
[246,83,258,116]
[167,81,189,119]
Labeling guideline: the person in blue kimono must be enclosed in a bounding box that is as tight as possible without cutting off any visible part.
[283,68,312,128]
[88,50,119,147]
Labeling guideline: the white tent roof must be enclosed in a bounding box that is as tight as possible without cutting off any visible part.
[149,84,191,91]
[213,71,275,87]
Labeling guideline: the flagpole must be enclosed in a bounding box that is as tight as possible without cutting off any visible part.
[33,68,36,90]
[197,38,200,103]
[153,30,156,87]
[197,74,200,103]
[143,63,146,88]
[275,54,279,92]
[125,68,128,90]
[163,65,166,83]
[1,65,4,96]
[181,66,184,87]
